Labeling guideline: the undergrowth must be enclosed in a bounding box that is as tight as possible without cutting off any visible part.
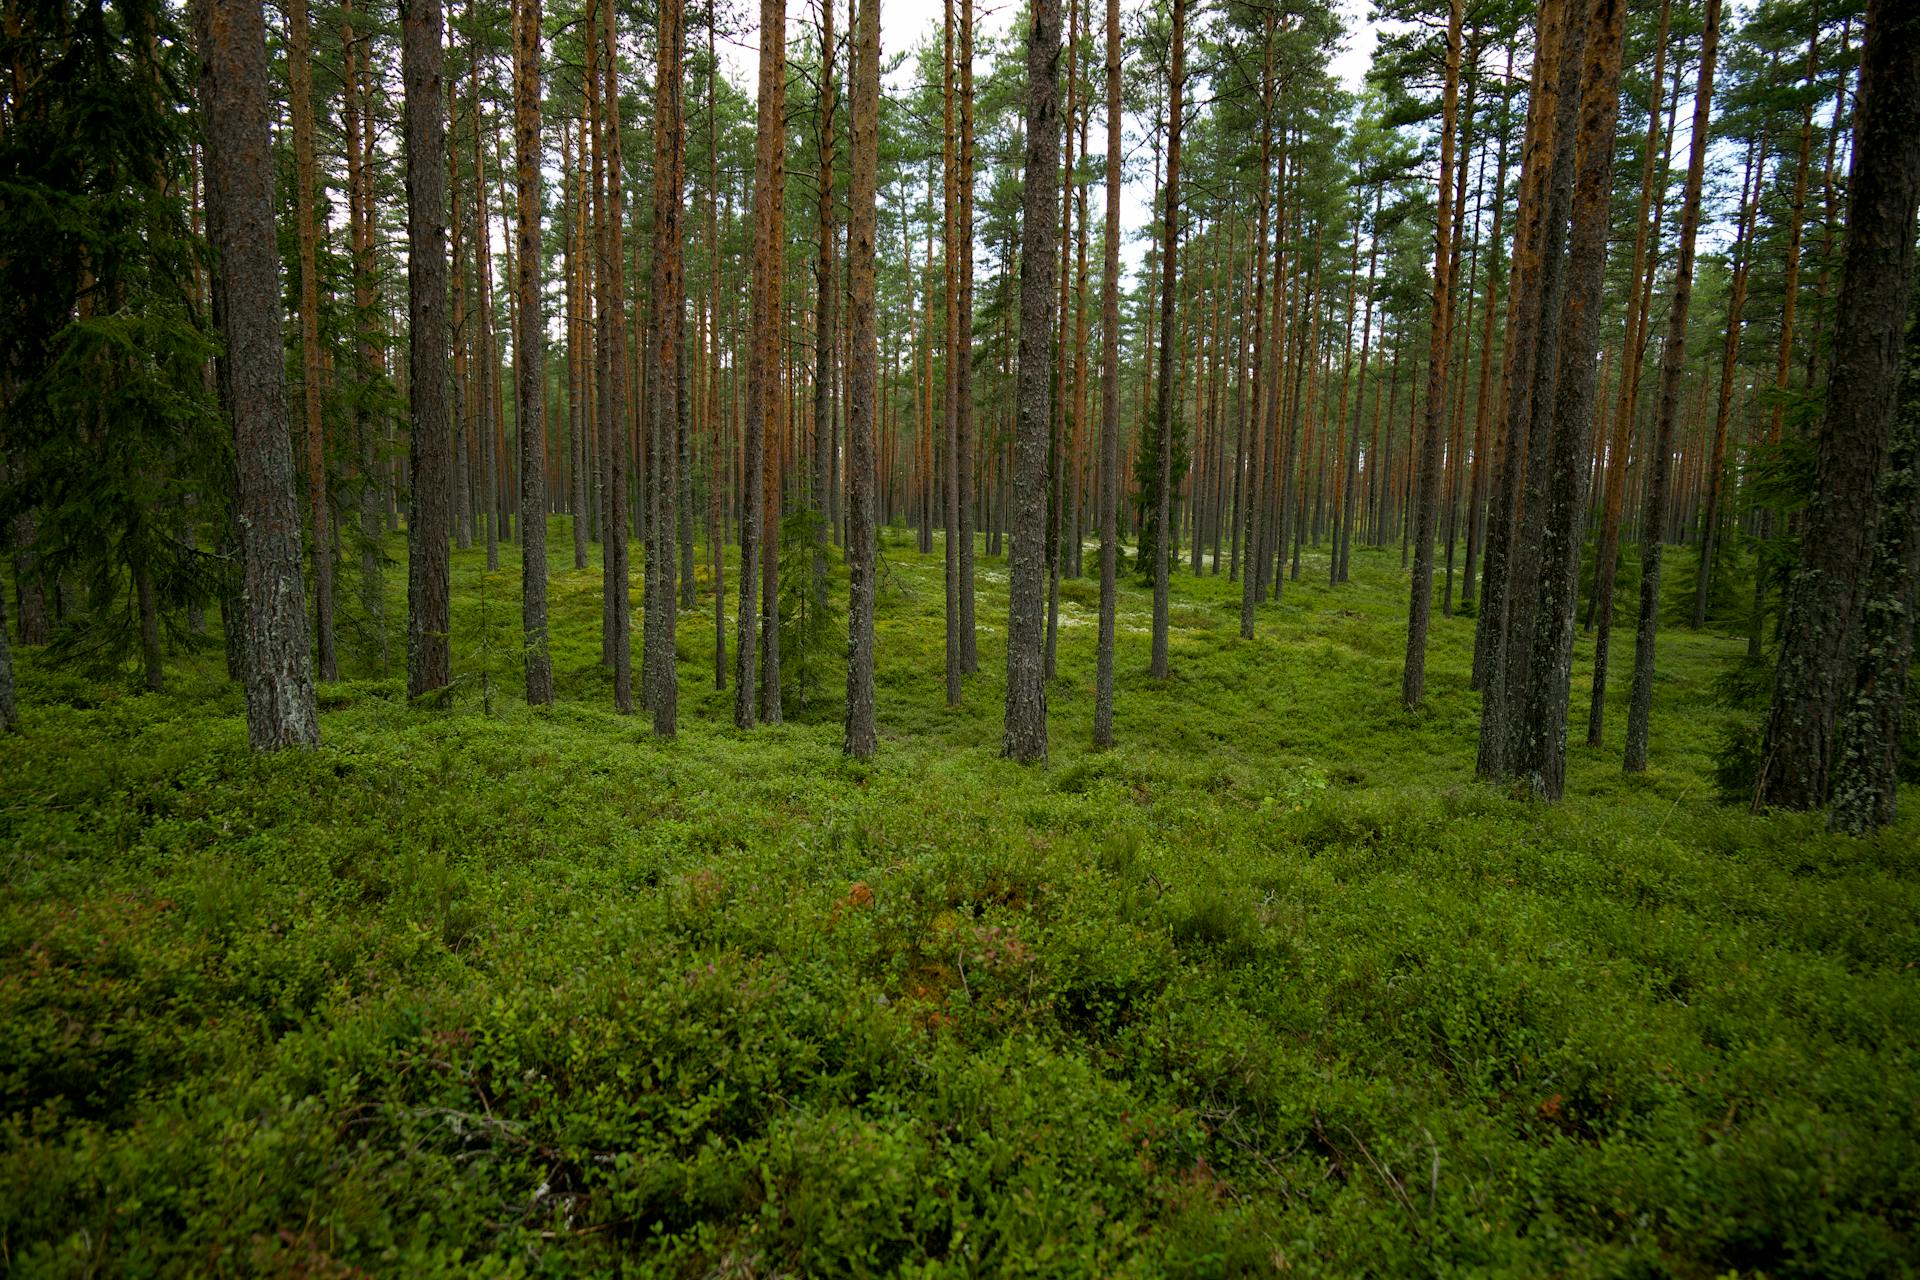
[1,523,1915,1277]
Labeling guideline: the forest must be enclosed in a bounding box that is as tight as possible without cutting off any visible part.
[1,0,1917,1268]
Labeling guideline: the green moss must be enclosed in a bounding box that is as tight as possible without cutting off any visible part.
[1,523,1915,1276]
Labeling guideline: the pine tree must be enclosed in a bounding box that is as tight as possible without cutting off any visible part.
[515,0,553,706]
[1624,0,1721,773]
[1755,0,1920,811]
[1509,0,1628,800]
[644,0,685,733]
[1093,0,1120,748]
[1004,0,1062,763]
[738,0,785,727]
[844,0,880,759]
[1149,0,1185,682]
[1402,0,1463,711]
[196,0,320,746]
[286,0,336,682]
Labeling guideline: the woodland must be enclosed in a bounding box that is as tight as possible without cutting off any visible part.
[1,0,1918,1270]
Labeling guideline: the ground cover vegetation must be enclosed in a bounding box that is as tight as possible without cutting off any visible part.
[2,529,1916,1275]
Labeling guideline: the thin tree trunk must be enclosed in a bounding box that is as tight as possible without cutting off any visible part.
[1623,0,1718,771]
[1587,5,1678,743]
[942,0,961,705]
[287,0,335,680]
[343,0,390,672]
[1150,0,1184,680]
[816,0,838,696]
[514,0,552,705]
[738,0,784,726]
[643,0,683,732]
[596,0,633,713]
[1336,188,1379,586]
[844,0,878,756]
[1094,0,1120,747]
[957,0,978,671]
[1239,25,1274,638]
[1692,139,1760,628]
[1402,0,1462,710]
[708,16,726,689]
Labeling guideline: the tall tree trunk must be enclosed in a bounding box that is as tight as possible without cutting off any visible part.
[1461,51,1514,611]
[942,0,961,705]
[957,0,978,671]
[1623,0,1718,771]
[1756,0,1920,810]
[1335,188,1379,587]
[1476,0,1577,777]
[343,0,390,673]
[1240,26,1274,638]
[816,0,838,693]
[708,17,726,689]
[1094,0,1120,747]
[844,0,878,756]
[1150,0,1184,680]
[1402,0,1462,710]
[571,115,593,569]
[644,0,684,733]
[1752,25,1823,659]
[471,49,501,571]
[1694,133,1765,629]
[1511,0,1627,799]
[287,0,336,680]
[195,0,321,744]
[1587,4,1678,744]
[1044,0,1078,683]
[515,0,552,705]
[1003,0,1061,763]
[738,0,784,726]
[596,0,633,713]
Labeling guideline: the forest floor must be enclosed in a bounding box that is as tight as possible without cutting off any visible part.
[2,521,1916,1277]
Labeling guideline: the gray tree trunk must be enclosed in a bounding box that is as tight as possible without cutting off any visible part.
[1510,0,1627,800]
[1003,0,1062,764]
[1828,302,1920,833]
[195,0,320,747]
[1093,0,1120,749]
[401,0,452,703]
[515,0,553,705]
[1756,0,1920,810]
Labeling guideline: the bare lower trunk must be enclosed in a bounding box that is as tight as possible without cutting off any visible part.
[1093,0,1120,748]
[1003,0,1062,763]
[196,0,321,745]
[643,0,683,733]
[1756,0,1920,810]
[1828,305,1920,833]
[1149,0,1184,682]
[844,0,879,758]
[1402,0,1462,710]
[515,0,553,705]
[1624,0,1719,773]
[1510,0,1626,800]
